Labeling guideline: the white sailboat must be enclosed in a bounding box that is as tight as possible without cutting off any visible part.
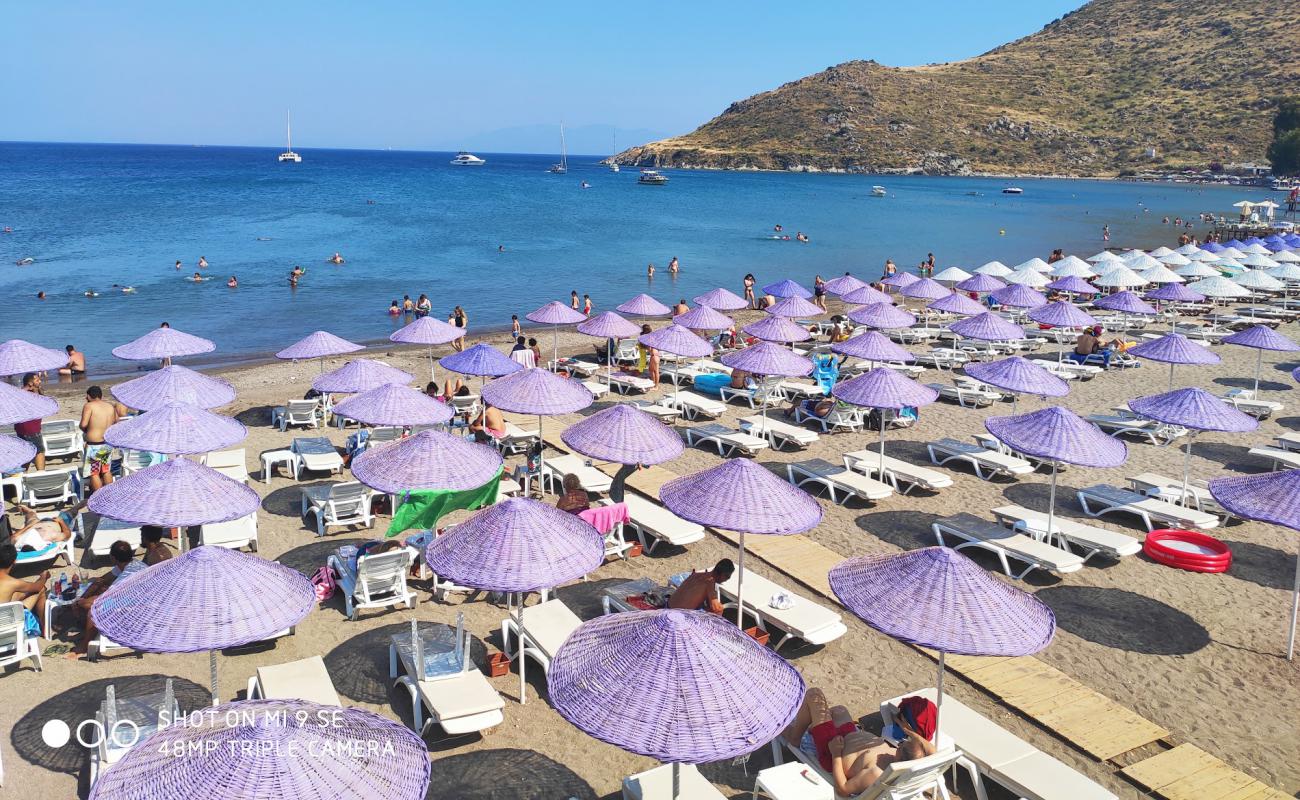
[278,111,301,163]
[608,129,620,172]
[549,123,568,174]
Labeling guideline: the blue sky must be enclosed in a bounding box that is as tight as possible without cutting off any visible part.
[2,1,1084,153]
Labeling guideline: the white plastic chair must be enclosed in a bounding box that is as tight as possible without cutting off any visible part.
[301,482,375,537]
[0,601,41,671]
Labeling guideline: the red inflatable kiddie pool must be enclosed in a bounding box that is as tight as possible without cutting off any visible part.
[1144,529,1231,573]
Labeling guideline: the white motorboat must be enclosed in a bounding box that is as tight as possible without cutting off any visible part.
[871,185,887,197]
[638,169,668,185]
[549,123,568,174]
[450,152,486,166]
[1002,187,1024,194]
[278,111,301,163]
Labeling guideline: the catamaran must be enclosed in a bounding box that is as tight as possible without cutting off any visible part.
[278,111,301,163]
[607,130,620,172]
[549,123,568,174]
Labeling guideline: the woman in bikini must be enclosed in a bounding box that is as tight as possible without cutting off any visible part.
[743,273,757,309]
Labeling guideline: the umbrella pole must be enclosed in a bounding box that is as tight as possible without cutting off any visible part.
[878,413,887,479]
[1181,436,1194,506]
[428,345,436,384]
[1289,549,1299,661]
[1254,349,1263,396]
[553,324,559,368]
[518,596,529,705]
[673,762,681,800]
[1046,463,1059,548]
[934,651,946,741]
[736,532,746,631]
[1168,363,1175,392]
[209,650,219,707]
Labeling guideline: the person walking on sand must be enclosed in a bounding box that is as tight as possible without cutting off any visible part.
[511,314,522,338]
[450,306,468,352]
[814,275,827,311]
[583,294,592,315]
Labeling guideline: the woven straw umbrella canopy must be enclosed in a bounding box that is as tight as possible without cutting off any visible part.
[932,266,972,283]
[1122,253,1163,271]
[956,274,1005,294]
[1234,268,1284,292]
[1093,265,1148,289]
[830,547,1055,736]
[390,316,464,381]
[661,458,822,631]
[841,284,894,305]
[1149,246,1175,257]
[823,273,868,296]
[1016,257,1053,273]
[616,294,672,317]
[1129,387,1257,506]
[949,312,1026,343]
[1087,250,1124,264]
[111,365,236,412]
[1045,276,1099,295]
[882,271,920,288]
[482,367,593,477]
[974,261,1013,277]
[928,292,984,316]
[350,429,502,493]
[104,402,247,455]
[0,435,36,472]
[88,458,260,526]
[86,699,430,800]
[1139,264,1186,284]
[986,407,1127,550]
[1095,290,1157,315]
[1129,333,1220,390]
[112,327,215,362]
[639,324,713,358]
[833,367,938,486]
[313,359,413,394]
[0,339,71,376]
[276,330,364,373]
[767,295,823,318]
[1272,250,1300,264]
[742,314,811,343]
[577,311,643,388]
[1028,300,1096,329]
[900,277,950,302]
[673,305,732,331]
[549,610,805,796]
[761,279,812,299]
[331,383,454,427]
[92,546,314,704]
[1147,282,1204,321]
[526,300,587,365]
[1050,255,1096,276]
[831,331,915,363]
[425,497,604,703]
[848,302,916,329]
[1208,470,1300,659]
[989,283,1047,309]
[0,381,57,425]
[1185,275,1250,300]
[1223,325,1300,395]
[439,342,522,378]
[1003,268,1051,289]
[721,342,812,377]
[1174,261,1220,278]
[965,356,1068,413]
[692,287,749,311]
[561,404,684,465]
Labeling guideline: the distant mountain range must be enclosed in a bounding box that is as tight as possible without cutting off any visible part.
[433,124,670,159]
[616,0,1299,176]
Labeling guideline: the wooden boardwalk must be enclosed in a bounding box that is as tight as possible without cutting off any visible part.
[1122,745,1292,800]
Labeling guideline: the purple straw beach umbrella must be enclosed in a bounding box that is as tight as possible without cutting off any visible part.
[562,404,684,465]
[276,330,363,373]
[111,365,236,412]
[1147,284,1204,303]
[1223,325,1300,395]
[0,381,57,424]
[1209,470,1300,659]
[848,302,916,329]
[527,300,588,364]
[1129,387,1257,506]
[0,339,72,376]
[482,367,593,475]
[949,312,1026,342]
[829,547,1055,735]
[768,295,823,318]
[1095,290,1157,315]
[882,271,920,288]
[332,383,455,427]
[390,316,465,381]
[104,402,246,455]
[425,497,604,702]
[439,342,522,378]
[351,429,502,494]
[639,324,713,359]
[742,314,812,343]
[661,459,822,630]
[673,305,733,331]
[1129,333,1220,390]
[986,407,1126,549]
[823,273,868,296]
[549,610,805,796]
[693,287,749,311]
[721,342,813,377]
[762,279,812,299]
[965,356,1068,412]
[928,292,984,316]
[989,284,1047,309]
[617,294,672,317]
[313,358,413,394]
[956,274,1005,294]
[112,327,215,362]
[91,546,314,703]
[1046,277,1098,295]
[841,284,894,305]
[0,435,36,472]
[834,368,938,487]
[832,331,915,363]
[578,310,641,340]
[87,699,430,800]
[87,458,260,527]
[1028,301,1096,329]
[900,277,950,301]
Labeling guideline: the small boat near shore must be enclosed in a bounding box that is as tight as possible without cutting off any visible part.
[637,169,668,185]
[1002,186,1024,194]
[549,123,568,174]
[450,152,485,166]
[871,185,887,197]
[278,111,301,163]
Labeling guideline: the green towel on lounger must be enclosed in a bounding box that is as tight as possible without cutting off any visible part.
[385,467,503,537]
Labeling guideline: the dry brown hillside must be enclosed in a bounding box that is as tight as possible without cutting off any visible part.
[618,0,1299,176]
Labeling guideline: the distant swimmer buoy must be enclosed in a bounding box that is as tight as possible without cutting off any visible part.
[999,229,1006,236]
[16,257,34,265]
[256,236,272,241]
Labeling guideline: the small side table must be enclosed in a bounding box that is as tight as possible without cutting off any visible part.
[753,762,833,800]
[261,450,298,484]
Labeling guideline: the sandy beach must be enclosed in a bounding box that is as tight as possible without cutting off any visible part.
[4,299,1298,800]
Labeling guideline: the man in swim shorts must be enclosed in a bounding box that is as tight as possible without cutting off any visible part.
[59,344,86,376]
[79,386,120,493]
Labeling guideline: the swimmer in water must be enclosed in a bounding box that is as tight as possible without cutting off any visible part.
[580,181,590,189]
[288,275,298,288]
[112,284,135,294]
[291,265,305,278]
[192,272,204,283]
[84,289,98,298]
[329,252,344,264]
[227,276,238,288]
[774,224,783,232]
[36,291,45,300]
[647,263,655,278]
[668,256,679,274]
[389,300,400,316]
[2,226,12,233]
[175,260,182,270]
[796,231,809,243]
[498,244,505,253]
[198,256,208,269]
[15,257,34,266]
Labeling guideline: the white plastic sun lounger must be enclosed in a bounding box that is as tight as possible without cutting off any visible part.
[771,732,963,800]
[927,438,1033,481]
[843,451,954,495]
[622,764,726,800]
[1249,446,1300,471]
[291,437,345,477]
[739,415,820,450]
[794,401,864,433]
[991,505,1141,562]
[1085,414,1186,446]
[787,459,893,505]
[926,382,1000,408]
[541,453,614,495]
[847,360,926,379]
[327,547,417,619]
[719,381,786,408]
[774,379,826,398]
[1030,357,1102,380]
[247,655,342,706]
[913,348,969,371]
[389,625,505,737]
[500,598,584,679]
[1076,484,1219,531]
[608,371,656,394]
[684,423,770,457]
[1275,431,1300,452]
[494,421,540,455]
[601,495,703,553]
[660,390,726,420]
[202,448,249,484]
[199,512,259,551]
[1222,388,1283,419]
[301,481,375,537]
[1125,473,1231,521]
[633,401,680,422]
[933,513,1084,579]
[717,571,848,650]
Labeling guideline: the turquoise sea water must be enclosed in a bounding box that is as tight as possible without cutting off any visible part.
[0,142,1246,372]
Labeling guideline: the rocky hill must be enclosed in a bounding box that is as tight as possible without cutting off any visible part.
[617,0,1299,176]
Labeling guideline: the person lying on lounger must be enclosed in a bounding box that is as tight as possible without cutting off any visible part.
[783,396,834,420]
[782,688,937,796]
[8,501,80,551]
[668,559,734,615]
